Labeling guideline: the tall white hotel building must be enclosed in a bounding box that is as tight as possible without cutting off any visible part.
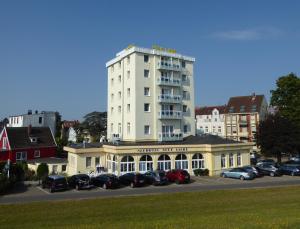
[106,46,196,142]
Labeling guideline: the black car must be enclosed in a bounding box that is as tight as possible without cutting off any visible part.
[67,174,92,190]
[42,175,68,193]
[278,164,300,176]
[256,164,281,177]
[144,170,168,185]
[119,173,145,188]
[91,174,120,189]
[242,166,263,178]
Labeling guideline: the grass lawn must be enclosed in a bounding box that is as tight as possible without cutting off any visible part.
[1,186,300,229]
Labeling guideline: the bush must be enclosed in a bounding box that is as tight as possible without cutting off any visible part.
[194,169,209,176]
[0,173,16,194]
[37,163,49,181]
[10,163,26,181]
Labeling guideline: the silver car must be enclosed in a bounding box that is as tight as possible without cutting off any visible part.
[221,168,255,180]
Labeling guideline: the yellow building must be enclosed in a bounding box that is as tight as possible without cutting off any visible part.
[64,135,252,176]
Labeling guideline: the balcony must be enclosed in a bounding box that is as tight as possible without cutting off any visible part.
[158,110,182,119]
[158,94,182,103]
[158,132,183,142]
[157,62,181,71]
[157,77,181,87]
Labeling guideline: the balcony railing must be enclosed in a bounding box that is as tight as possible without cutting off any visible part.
[157,62,181,71]
[158,94,182,103]
[158,132,183,142]
[158,110,182,119]
[157,77,181,86]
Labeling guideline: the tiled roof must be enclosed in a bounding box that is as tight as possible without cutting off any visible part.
[226,94,265,113]
[6,127,56,150]
[195,106,226,116]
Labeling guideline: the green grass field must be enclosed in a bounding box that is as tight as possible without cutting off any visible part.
[1,186,300,229]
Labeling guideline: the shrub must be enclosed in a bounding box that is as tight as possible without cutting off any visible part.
[10,163,26,181]
[37,163,49,181]
[0,173,16,194]
[193,169,209,176]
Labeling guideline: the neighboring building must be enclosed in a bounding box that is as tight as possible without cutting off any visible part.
[65,135,252,176]
[0,126,57,163]
[61,120,79,143]
[63,45,253,177]
[225,94,268,143]
[195,106,226,137]
[28,157,67,175]
[106,46,196,142]
[7,110,58,136]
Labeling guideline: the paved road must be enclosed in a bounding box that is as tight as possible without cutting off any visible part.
[1,175,300,205]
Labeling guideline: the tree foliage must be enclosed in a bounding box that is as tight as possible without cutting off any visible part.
[256,114,300,163]
[270,73,300,127]
[37,163,49,180]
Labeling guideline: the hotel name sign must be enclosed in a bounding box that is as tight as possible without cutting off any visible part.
[137,147,188,153]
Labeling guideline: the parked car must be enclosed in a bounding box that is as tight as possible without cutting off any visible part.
[91,174,120,189]
[119,173,145,188]
[166,169,190,184]
[250,152,261,165]
[242,166,263,178]
[290,155,300,162]
[220,168,255,180]
[42,175,68,193]
[256,159,276,167]
[67,174,92,190]
[278,164,300,176]
[256,164,281,177]
[144,170,168,185]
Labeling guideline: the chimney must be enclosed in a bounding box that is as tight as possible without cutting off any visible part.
[28,125,32,136]
[251,92,256,101]
[28,109,32,115]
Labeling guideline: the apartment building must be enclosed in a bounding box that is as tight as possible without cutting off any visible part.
[106,46,195,142]
[225,94,268,143]
[8,110,57,136]
[195,106,226,137]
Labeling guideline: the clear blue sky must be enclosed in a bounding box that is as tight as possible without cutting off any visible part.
[1,0,299,120]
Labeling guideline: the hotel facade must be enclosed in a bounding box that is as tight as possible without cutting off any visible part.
[64,46,253,176]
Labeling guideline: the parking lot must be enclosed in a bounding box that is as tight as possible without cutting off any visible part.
[1,174,300,205]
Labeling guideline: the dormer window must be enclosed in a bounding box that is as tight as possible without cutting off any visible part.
[229,106,234,113]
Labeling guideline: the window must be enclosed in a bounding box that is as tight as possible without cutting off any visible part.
[86,157,92,168]
[144,55,149,63]
[118,91,121,99]
[111,78,114,86]
[52,165,58,174]
[34,150,40,158]
[111,107,114,114]
[157,154,171,171]
[229,153,234,167]
[39,117,43,124]
[182,74,187,82]
[221,154,226,168]
[183,125,188,133]
[182,61,186,68]
[111,93,114,101]
[175,154,188,170]
[62,165,67,172]
[237,153,241,166]
[127,56,130,64]
[118,106,121,113]
[144,103,150,112]
[183,91,188,100]
[218,127,222,133]
[127,104,130,112]
[127,88,130,97]
[2,137,7,150]
[229,106,234,113]
[240,105,245,112]
[95,157,100,166]
[127,70,130,79]
[118,123,121,134]
[144,69,149,78]
[110,123,113,132]
[183,105,187,113]
[144,87,150,96]
[16,152,27,161]
[139,155,153,172]
[127,122,130,134]
[192,153,205,169]
[118,75,121,82]
[120,156,135,173]
[144,125,150,135]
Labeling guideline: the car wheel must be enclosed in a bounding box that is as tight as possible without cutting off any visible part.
[240,176,245,181]
[222,173,227,178]
[130,182,135,188]
[270,172,275,177]
[49,187,54,193]
[102,183,107,189]
[291,172,295,176]
[175,179,180,184]
[76,184,80,190]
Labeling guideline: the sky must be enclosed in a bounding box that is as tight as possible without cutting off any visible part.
[1,0,299,120]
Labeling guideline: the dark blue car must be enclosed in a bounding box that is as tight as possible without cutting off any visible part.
[278,164,300,176]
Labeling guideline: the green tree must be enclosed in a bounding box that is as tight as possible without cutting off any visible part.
[271,73,300,127]
[37,163,49,184]
[256,114,300,163]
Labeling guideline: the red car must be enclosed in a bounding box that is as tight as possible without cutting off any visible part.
[166,169,190,184]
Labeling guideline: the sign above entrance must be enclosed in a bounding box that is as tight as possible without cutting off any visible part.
[137,147,188,153]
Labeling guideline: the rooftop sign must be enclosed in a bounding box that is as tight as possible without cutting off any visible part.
[152,45,177,54]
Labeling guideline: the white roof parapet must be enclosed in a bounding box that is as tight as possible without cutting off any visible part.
[106,46,196,67]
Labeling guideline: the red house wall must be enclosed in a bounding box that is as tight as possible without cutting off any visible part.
[0,147,56,163]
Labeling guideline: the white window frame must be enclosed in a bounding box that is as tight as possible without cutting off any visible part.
[192,153,205,169]
[144,87,150,96]
[175,154,188,170]
[237,153,242,166]
[34,150,40,158]
[16,152,27,162]
[86,157,92,168]
[229,153,234,167]
[221,154,226,168]
[144,103,150,112]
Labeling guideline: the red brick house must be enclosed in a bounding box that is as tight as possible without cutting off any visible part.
[0,126,57,163]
